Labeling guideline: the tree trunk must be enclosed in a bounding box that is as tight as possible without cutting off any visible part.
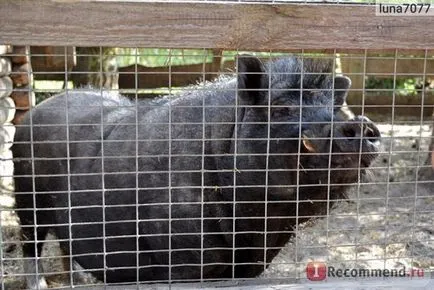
[70,47,118,89]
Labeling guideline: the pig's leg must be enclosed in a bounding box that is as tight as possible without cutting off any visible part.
[15,171,50,288]
[21,222,49,289]
[61,248,88,286]
[61,252,73,286]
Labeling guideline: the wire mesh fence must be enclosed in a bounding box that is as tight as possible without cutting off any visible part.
[0,47,433,289]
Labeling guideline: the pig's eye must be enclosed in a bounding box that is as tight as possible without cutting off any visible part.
[271,107,289,118]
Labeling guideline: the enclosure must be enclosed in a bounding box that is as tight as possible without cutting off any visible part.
[0,0,434,289]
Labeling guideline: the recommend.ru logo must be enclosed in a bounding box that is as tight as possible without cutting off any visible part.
[306,262,327,281]
[306,262,426,281]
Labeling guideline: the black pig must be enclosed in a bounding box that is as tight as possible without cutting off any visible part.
[13,55,380,288]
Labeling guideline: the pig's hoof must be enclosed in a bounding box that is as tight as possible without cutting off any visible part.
[23,258,48,289]
[26,276,48,289]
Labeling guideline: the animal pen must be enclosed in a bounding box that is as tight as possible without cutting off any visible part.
[0,0,434,289]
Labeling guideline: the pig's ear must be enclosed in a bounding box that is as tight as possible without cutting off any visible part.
[333,76,351,108]
[237,55,267,105]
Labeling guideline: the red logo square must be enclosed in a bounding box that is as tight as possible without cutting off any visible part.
[306,261,327,281]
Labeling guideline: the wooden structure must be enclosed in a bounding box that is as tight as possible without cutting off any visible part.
[341,53,434,116]
[1,1,433,49]
[9,46,35,124]
[118,49,224,90]
[0,45,14,153]
[0,2,433,288]
[31,46,118,89]
[1,1,433,110]
[69,47,118,89]
[1,0,433,181]
[30,46,76,81]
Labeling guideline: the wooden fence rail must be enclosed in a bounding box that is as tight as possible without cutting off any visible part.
[1,1,434,50]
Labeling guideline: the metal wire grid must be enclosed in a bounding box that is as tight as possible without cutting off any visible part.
[0,48,433,289]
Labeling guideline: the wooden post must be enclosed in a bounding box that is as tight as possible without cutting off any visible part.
[6,46,35,124]
[118,49,224,92]
[31,46,76,83]
[0,44,15,196]
[0,44,15,152]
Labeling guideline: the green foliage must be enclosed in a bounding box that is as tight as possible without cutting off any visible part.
[365,77,430,96]
[115,49,292,68]
[34,81,73,104]
[116,48,214,67]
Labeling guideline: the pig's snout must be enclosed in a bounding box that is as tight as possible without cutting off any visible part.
[341,116,381,144]
[335,116,381,166]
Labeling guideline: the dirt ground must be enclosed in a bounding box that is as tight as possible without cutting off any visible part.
[1,120,433,289]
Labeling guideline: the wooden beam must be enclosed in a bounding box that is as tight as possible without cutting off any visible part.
[1,1,433,50]
[30,46,76,72]
[341,56,434,77]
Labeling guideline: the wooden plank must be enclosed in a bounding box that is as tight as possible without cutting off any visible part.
[118,54,223,89]
[341,55,434,103]
[9,46,30,65]
[1,1,434,50]
[10,86,35,109]
[341,56,434,77]
[31,46,76,72]
[12,109,28,125]
[11,63,33,87]
[340,49,434,56]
